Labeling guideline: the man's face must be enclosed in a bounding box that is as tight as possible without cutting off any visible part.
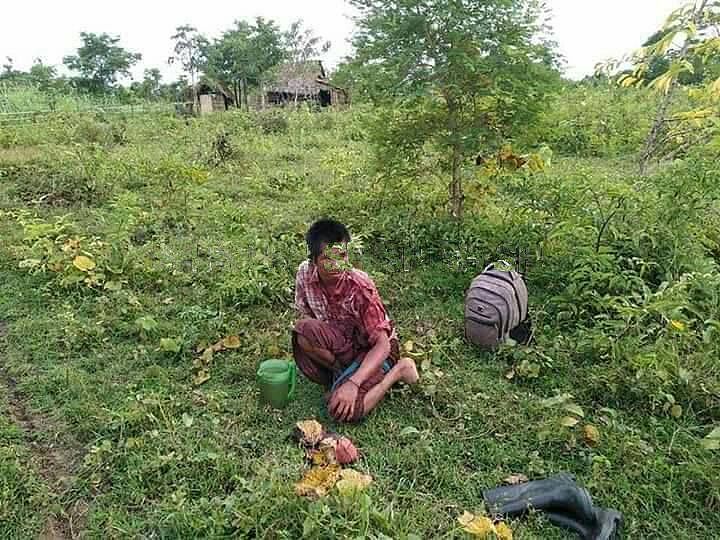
[316,242,349,277]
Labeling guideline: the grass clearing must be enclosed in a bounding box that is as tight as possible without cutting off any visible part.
[0,107,718,539]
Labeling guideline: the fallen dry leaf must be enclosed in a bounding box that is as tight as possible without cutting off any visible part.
[294,465,341,498]
[307,438,337,467]
[222,335,241,349]
[495,522,513,540]
[193,370,211,386]
[336,468,373,496]
[458,512,495,537]
[583,424,601,446]
[294,420,325,447]
[503,474,529,485]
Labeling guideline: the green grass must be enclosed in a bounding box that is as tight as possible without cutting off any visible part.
[0,107,718,539]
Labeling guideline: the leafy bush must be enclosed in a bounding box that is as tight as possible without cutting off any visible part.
[522,83,660,157]
[254,110,290,135]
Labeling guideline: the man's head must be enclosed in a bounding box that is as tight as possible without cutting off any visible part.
[306,219,351,276]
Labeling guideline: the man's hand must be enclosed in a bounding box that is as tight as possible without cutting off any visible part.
[329,380,359,422]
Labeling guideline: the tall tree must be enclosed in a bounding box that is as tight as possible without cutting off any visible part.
[203,18,284,110]
[348,0,560,217]
[604,0,720,172]
[63,32,141,93]
[278,20,331,105]
[168,25,208,105]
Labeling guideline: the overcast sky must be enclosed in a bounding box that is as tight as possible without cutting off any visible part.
[0,0,685,83]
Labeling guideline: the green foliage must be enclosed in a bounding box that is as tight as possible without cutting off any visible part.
[254,109,290,134]
[1,106,719,538]
[63,32,142,93]
[202,18,285,109]
[348,0,561,216]
[522,82,660,157]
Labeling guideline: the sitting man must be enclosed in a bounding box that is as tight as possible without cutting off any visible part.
[292,218,419,423]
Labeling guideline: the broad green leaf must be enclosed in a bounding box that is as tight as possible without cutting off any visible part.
[540,393,573,407]
[560,416,580,428]
[160,338,182,353]
[135,316,158,332]
[182,413,194,428]
[73,255,96,272]
[563,404,585,418]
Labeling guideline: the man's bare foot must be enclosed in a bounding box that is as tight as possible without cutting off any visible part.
[398,357,420,385]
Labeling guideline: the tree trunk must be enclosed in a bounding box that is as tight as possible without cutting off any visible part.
[242,78,249,111]
[190,70,197,114]
[450,142,463,218]
[639,0,709,174]
[447,97,463,218]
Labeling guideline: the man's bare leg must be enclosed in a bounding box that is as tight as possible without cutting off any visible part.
[361,357,419,416]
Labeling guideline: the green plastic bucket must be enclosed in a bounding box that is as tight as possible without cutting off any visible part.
[257,359,296,409]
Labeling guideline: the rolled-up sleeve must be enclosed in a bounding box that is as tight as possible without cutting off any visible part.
[294,264,313,319]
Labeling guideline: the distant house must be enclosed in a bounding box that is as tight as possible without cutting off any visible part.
[265,61,348,108]
[195,80,235,115]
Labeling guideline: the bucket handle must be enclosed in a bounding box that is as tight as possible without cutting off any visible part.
[288,361,297,400]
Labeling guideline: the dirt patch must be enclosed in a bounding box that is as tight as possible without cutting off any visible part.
[0,321,88,539]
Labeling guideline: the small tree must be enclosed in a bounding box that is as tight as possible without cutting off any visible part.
[203,18,284,110]
[602,0,720,172]
[348,0,560,217]
[63,32,141,93]
[168,25,208,106]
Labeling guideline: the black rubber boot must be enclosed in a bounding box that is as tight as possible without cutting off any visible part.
[530,506,622,539]
[592,507,623,540]
[545,511,592,539]
[483,473,596,525]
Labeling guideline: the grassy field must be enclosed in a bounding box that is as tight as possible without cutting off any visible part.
[0,106,719,539]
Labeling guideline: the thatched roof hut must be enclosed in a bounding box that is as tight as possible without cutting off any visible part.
[266,60,348,107]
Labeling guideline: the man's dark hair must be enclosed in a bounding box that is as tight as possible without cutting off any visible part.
[306,219,351,261]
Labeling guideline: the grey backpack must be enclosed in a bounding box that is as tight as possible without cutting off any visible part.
[464,261,529,350]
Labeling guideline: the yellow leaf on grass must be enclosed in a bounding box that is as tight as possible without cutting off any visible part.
[495,522,513,540]
[200,347,214,365]
[404,340,414,352]
[222,335,240,349]
[336,468,373,496]
[73,255,96,272]
[670,320,686,331]
[458,512,495,537]
[670,404,683,418]
[583,424,601,446]
[193,370,211,386]
[294,465,341,498]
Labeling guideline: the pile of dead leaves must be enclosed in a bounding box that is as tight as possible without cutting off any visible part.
[458,512,513,539]
[292,419,372,499]
[192,335,240,386]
